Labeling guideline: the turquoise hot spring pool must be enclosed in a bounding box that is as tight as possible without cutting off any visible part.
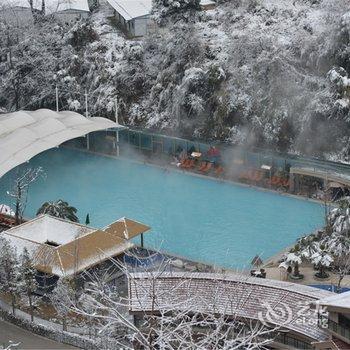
[0,148,324,269]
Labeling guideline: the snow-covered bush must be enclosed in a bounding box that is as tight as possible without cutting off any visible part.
[153,0,201,25]
[284,197,350,282]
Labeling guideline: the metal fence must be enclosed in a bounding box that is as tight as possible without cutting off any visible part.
[117,128,350,175]
[64,127,350,178]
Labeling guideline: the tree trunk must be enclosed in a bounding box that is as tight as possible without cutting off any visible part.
[336,275,344,293]
[29,294,34,322]
[294,262,299,277]
[11,296,16,315]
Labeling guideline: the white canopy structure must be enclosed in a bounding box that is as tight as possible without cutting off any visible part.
[0,109,120,178]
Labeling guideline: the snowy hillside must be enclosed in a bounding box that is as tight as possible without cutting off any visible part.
[0,0,350,160]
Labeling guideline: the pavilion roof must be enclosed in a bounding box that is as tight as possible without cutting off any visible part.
[1,214,149,277]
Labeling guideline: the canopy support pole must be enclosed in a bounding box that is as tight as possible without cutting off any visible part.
[85,90,90,150]
[115,99,120,157]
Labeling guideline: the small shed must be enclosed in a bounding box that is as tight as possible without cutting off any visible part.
[106,0,154,37]
[200,0,216,10]
[105,0,216,38]
[0,0,42,27]
[45,0,90,23]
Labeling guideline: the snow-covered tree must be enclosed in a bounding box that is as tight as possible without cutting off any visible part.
[50,277,78,331]
[36,199,79,222]
[53,250,277,349]
[152,0,201,26]
[284,251,303,279]
[1,0,350,160]
[285,197,350,282]
[19,248,38,321]
[6,167,44,225]
[332,253,350,293]
[309,243,333,279]
[0,239,20,314]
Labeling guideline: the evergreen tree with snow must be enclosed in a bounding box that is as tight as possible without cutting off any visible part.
[36,199,79,223]
[50,277,77,331]
[0,239,21,314]
[19,248,38,322]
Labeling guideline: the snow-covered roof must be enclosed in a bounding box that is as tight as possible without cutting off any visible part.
[4,215,95,245]
[0,0,42,11]
[315,291,350,311]
[129,272,333,342]
[44,0,90,15]
[0,109,120,178]
[200,0,216,6]
[106,0,213,21]
[1,215,150,277]
[106,0,152,21]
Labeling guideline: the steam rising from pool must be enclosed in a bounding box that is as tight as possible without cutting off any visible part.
[0,148,324,269]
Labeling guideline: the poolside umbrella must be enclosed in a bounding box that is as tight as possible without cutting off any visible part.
[251,255,263,268]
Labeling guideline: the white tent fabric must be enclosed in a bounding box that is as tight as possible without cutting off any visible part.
[0,109,120,178]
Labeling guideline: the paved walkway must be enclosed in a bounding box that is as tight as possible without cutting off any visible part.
[0,299,88,335]
[0,319,77,349]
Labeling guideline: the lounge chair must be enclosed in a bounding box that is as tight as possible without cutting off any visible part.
[247,169,256,182]
[239,171,249,181]
[215,166,224,175]
[201,162,212,173]
[270,176,281,186]
[253,171,263,182]
[184,159,195,169]
[281,178,289,187]
[198,162,207,171]
[180,159,190,168]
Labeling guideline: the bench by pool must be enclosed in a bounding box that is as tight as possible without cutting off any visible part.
[0,148,324,269]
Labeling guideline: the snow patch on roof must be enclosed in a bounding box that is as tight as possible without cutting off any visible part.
[316,290,350,309]
[105,0,152,20]
[4,215,95,245]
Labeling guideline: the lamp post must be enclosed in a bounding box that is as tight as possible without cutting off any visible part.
[85,89,90,150]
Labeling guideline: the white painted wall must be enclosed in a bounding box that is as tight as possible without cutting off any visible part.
[52,10,89,24]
